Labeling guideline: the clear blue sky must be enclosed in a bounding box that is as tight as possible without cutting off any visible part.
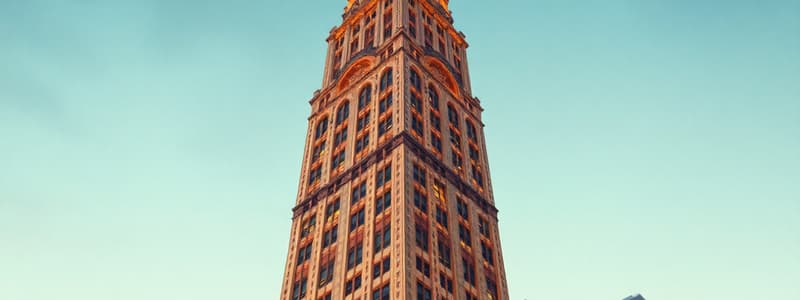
[1,1,798,299]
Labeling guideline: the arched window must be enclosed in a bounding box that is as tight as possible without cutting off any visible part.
[380,68,393,92]
[358,85,372,110]
[427,85,439,110]
[315,116,329,140]
[336,101,351,125]
[409,68,421,91]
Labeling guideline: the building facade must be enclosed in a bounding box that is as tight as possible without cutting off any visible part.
[281,1,509,299]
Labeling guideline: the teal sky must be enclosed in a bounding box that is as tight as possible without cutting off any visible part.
[1,1,798,299]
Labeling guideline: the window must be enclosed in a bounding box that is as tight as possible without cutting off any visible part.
[451,151,463,170]
[372,283,390,300]
[415,224,429,251]
[373,257,391,278]
[410,69,421,91]
[479,217,491,237]
[469,145,479,161]
[457,198,469,219]
[380,68,393,92]
[322,225,338,248]
[315,117,329,140]
[325,199,340,222]
[462,258,476,286]
[466,293,478,300]
[357,111,371,131]
[413,189,428,213]
[334,127,348,147]
[346,243,363,269]
[428,86,439,110]
[318,260,334,287]
[344,274,362,296]
[411,114,424,136]
[378,116,393,137]
[429,111,441,132]
[439,273,453,293]
[336,101,350,125]
[351,181,367,204]
[312,141,326,163]
[431,134,442,152]
[410,92,422,111]
[466,120,478,142]
[301,216,316,239]
[297,244,312,265]
[376,165,392,187]
[412,164,426,185]
[350,38,360,56]
[349,209,365,232]
[373,225,391,252]
[359,86,372,110]
[438,237,452,269]
[308,166,322,185]
[383,9,393,40]
[355,133,370,154]
[415,256,431,277]
[459,223,472,246]
[417,281,432,300]
[319,293,332,300]
[471,165,483,187]
[375,191,391,215]
[449,128,461,148]
[435,206,448,229]
[365,25,375,47]
[291,277,307,300]
[487,277,499,300]
[379,94,393,114]
[424,26,433,48]
[447,104,459,125]
[408,9,417,38]
[331,149,345,170]
[481,241,495,266]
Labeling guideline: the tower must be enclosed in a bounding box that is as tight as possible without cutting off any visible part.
[281,1,509,299]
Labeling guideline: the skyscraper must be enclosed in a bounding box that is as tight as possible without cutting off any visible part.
[281,1,509,299]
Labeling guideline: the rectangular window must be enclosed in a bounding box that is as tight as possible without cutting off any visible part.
[450,128,462,148]
[412,114,424,136]
[417,281,432,300]
[438,272,453,293]
[344,274,362,296]
[346,243,363,270]
[383,10,393,41]
[412,164,426,186]
[349,209,365,232]
[376,165,392,187]
[408,10,417,38]
[431,134,442,153]
[351,181,367,204]
[438,235,452,269]
[435,206,448,229]
[325,199,340,222]
[291,277,307,300]
[297,244,312,265]
[372,283,390,300]
[318,260,334,287]
[379,94,393,114]
[415,256,431,277]
[487,277,499,300]
[308,166,322,185]
[300,216,316,239]
[366,25,375,47]
[457,198,469,219]
[410,93,422,111]
[479,217,491,237]
[413,189,428,213]
[357,111,371,131]
[331,149,346,170]
[481,241,495,266]
[355,133,371,154]
[378,116,393,137]
[375,191,391,215]
[463,258,475,286]
[334,127,348,147]
[373,257,391,278]
[447,105,459,125]
[373,225,391,252]
[312,140,326,163]
[452,151,463,170]
[322,225,338,248]
[459,223,472,246]
[429,111,441,132]
[415,224,429,251]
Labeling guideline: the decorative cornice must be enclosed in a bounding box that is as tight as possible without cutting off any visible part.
[291,132,499,220]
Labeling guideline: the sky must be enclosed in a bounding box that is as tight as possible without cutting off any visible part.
[1,1,798,299]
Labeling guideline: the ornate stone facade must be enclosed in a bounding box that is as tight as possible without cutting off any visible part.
[281,1,509,299]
